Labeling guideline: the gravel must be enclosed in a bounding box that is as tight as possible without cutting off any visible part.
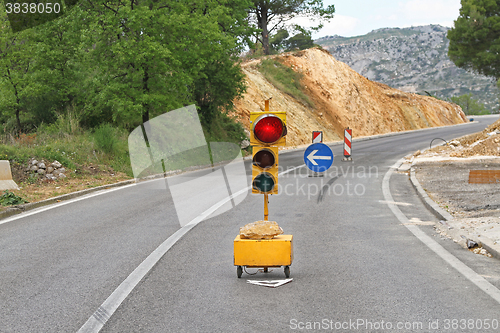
[414,159,500,219]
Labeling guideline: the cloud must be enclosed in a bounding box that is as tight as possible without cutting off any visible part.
[308,0,461,38]
[288,14,359,38]
[440,20,455,28]
[399,0,461,20]
[311,14,360,38]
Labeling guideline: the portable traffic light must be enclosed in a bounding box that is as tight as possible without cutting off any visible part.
[234,102,292,278]
[250,107,286,195]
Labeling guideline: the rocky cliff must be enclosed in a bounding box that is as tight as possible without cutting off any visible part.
[232,47,467,147]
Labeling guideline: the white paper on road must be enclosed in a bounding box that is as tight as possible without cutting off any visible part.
[246,279,293,288]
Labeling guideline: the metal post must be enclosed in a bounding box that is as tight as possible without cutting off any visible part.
[264,193,269,221]
[263,99,271,221]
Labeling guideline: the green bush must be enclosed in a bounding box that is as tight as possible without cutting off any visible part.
[203,111,246,143]
[0,190,28,206]
[94,124,117,154]
[1,121,133,179]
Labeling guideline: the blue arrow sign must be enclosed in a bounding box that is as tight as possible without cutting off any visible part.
[304,143,334,172]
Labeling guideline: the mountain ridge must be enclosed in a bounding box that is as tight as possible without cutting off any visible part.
[316,25,499,113]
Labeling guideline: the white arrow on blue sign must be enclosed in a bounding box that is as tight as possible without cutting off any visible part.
[304,143,334,172]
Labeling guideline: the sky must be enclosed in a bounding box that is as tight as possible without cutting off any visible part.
[306,0,462,39]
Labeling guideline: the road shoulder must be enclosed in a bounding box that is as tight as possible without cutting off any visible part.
[410,158,500,260]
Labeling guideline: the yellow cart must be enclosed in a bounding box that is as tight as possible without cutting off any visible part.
[234,235,293,278]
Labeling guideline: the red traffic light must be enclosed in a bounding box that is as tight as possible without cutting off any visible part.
[253,114,286,144]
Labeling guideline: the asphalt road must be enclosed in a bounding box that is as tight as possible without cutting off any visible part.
[1,116,500,333]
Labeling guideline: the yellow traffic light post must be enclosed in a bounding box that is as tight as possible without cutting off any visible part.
[234,100,293,279]
[250,100,286,219]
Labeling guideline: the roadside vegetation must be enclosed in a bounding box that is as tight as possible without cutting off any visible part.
[0,115,131,207]
[0,108,247,208]
[448,94,490,116]
[258,59,313,108]
[0,190,28,206]
[423,92,490,116]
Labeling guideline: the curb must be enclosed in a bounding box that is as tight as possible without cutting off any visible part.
[409,168,454,221]
[409,166,500,260]
[0,179,136,220]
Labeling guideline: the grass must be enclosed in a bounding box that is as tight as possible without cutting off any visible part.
[258,58,313,108]
[0,128,132,177]
[94,123,118,154]
[0,117,133,209]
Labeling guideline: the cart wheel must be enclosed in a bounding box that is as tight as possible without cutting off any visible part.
[237,266,243,278]
[284,266,290,278]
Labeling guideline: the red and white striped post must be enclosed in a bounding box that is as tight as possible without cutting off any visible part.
[312,131,323,143]
[342,128,352,161]
[309,131,325,177]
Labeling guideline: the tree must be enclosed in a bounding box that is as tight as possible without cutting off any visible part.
[4,0,79,33]
[193,56,247,127]
[450,93,490,115]
[78,0,250,129]
[0,18,35,131]
[26,9,86,126]
[269,28,289,53]
[0,0,251,133]
[448,0,500,80]
[249,0,334,55]
[1,4,92,131]
[285,31,314,51]
[269,28,315,53]
[190,0,251,126]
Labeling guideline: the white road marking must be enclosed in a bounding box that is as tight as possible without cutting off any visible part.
[378,200,413,206]
[0,183,137,226]
[78,164,306,332]
[382,158,500,305]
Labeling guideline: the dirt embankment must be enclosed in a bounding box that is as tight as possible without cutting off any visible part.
[414,118,500,158]
[232,48,467,147]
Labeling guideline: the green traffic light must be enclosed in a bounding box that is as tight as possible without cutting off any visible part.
[252,172,275,193]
